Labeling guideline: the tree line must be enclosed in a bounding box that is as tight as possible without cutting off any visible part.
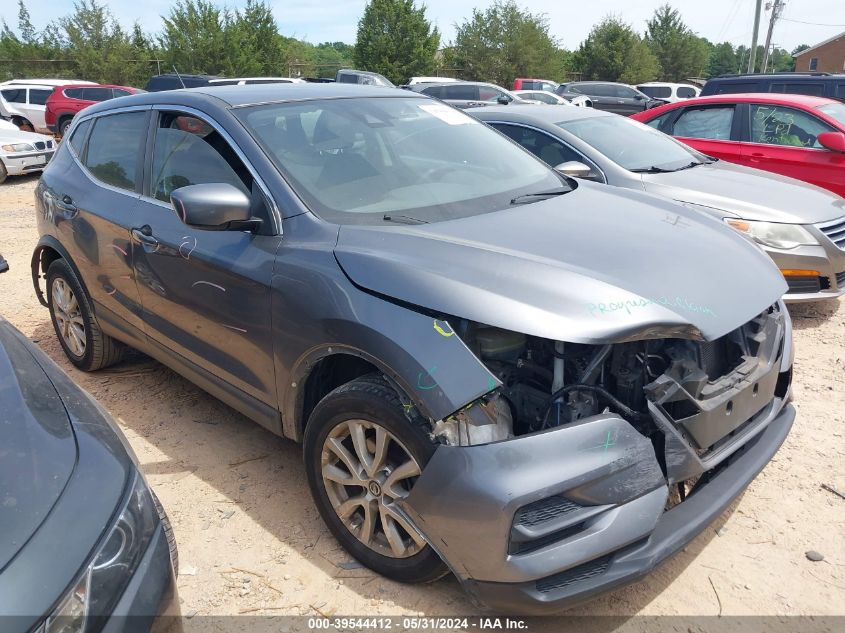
[0,0,808,88]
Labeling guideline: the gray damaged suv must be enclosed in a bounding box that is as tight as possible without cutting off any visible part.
[32,84,795,614]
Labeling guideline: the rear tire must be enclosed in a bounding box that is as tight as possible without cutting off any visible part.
[58,117,73,137]
[0,161,6,184]
[46,258,124,371]
[304,375,448,584]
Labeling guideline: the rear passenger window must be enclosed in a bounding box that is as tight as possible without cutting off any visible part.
[1,89,26,103]
[151,112,252,203]
[84,112,146,191]
[673,106,734,140]
[715,82,757,94]
[677,86,696,98]
[68,119,91,155]
[444,85,478,100]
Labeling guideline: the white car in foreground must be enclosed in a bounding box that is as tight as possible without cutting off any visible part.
[0,126,55,183]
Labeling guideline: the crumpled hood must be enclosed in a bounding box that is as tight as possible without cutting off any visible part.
[641,160,845,224]
[0,319,76,571]
[335,183,787,343]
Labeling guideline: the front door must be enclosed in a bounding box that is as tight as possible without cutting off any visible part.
[132,109,280,407]
[740,103,845,195]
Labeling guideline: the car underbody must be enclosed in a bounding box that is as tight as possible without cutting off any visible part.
[393,302,794,613]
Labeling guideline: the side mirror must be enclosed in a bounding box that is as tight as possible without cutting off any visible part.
[170,183,258,231]
[497,96,511,105]
[555,161,599,180]
[817,131,845,153]
[0,254,8,274]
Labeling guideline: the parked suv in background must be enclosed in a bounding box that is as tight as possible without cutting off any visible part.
[701,72,845,102]
[556,81,665,115]
[46,84,141,135]
[637,82,700,103]
[512,78,558,92]
[32,83,794,614]
[0,79,95,132]
[208,77,305,86]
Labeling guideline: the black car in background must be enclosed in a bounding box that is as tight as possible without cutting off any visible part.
[556,81,664,115]
[0,257,179,632]
[701,72,845,102]
[145,74,219,92]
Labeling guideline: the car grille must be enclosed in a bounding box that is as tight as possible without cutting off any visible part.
[535,555,612,593]
[818,216,845,250]
[786,275,821,294]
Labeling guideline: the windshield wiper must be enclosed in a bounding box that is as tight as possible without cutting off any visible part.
[510,188,569,205]
[383,213,428,224]
[629,165,675,173]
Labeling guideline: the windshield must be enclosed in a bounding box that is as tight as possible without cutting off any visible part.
[557,115,706,172]
[236,97,565,224]
[817,103,845,127]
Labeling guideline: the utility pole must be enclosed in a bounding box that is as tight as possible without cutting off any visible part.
[761,0,786,73]
[748,0,763,72]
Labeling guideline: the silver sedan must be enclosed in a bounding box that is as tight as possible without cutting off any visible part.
[471,105,845,301]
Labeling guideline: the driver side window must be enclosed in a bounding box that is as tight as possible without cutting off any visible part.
[150,111,252,203]
[749,104,833,148]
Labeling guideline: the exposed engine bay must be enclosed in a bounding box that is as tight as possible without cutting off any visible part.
[432,304,788,478]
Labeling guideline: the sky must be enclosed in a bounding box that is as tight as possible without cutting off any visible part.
[10,0,845,52]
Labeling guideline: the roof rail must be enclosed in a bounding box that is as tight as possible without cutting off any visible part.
[714,71,832,78]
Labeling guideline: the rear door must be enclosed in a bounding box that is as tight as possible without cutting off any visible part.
[612,84,646,115]
[132,108,279,409]
[23,88,53,131]
[41,109,150,340]
[667,103,743,163]
[740,102,844,192]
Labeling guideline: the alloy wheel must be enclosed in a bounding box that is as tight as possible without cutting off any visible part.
[52,278,86,357]
[321,419,427,558]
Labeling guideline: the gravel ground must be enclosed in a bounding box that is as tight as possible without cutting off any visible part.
[1,174,843,627]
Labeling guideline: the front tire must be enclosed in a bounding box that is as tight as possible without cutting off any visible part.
[304,375,447,583]
[46,258,124,371]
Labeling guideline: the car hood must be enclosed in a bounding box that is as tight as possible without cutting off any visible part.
[641,160,845,224]
[0,128,52,144]
[334,183,787,344]
[0,319,76,571]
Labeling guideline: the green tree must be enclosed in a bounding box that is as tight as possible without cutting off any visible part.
[159,0,228,74]
[644,5,710,80]
[708,41,737,77]
[60,1,147,85]
[451,0,560,87]
[222,0,286,76]
[354,0,439,84]
[574,16,659,84]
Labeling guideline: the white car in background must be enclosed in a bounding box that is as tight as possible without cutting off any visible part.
[407,76,459,85]
[513,90,593,108]
[0,79,95,132]
[0,125,56,183]
[207,77,306,85]
[636,82,700,103]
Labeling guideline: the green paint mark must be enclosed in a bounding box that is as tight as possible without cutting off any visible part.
[416,366,438,391]
[583,430,618,453]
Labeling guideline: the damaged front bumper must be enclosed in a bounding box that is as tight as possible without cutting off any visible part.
[400,399,793,615]
[397,307,795,615]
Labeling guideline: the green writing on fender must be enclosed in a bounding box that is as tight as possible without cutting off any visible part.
[586,295,716,317]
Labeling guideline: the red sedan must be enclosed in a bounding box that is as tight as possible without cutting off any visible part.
[631,94,845,197]
[45,84,140,136]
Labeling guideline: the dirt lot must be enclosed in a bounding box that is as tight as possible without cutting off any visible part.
[1,175,843,625]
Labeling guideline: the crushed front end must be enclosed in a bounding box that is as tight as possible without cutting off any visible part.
[397,302,794,614]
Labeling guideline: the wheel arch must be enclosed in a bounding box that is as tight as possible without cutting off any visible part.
[31,236,91,309]
[288,346,424,443]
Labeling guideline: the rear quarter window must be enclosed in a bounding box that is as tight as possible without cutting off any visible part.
[677,86,697,98]
[771,82,825,97]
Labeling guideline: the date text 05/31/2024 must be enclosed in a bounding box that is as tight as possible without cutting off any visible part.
[307,617,529,630]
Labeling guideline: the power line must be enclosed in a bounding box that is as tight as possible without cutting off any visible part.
[780,18,845,27]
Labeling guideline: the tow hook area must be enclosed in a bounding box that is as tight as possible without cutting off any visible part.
[398,414,667,584]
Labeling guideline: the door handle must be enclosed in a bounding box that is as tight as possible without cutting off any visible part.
[131,224,158,246]
[56,194,77,217]
[749,152,765,161]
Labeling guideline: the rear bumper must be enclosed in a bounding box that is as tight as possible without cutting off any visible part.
[458,404,794,614]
